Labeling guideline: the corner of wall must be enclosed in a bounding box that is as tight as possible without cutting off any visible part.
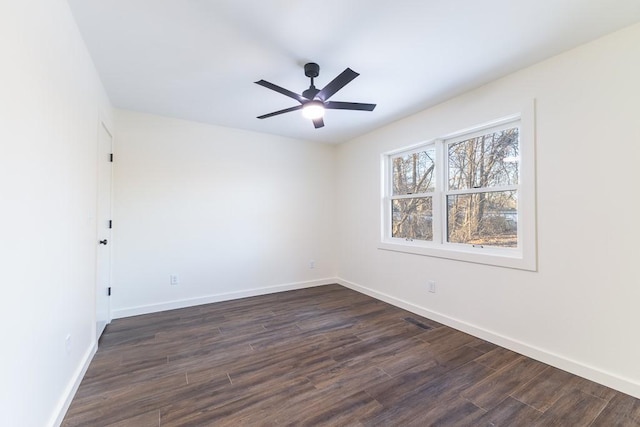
[50,342,97,427]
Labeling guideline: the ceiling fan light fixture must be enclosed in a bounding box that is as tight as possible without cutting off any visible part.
[302,101,325,119]
[255,63,375,129]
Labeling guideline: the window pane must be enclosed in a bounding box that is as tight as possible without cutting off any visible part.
[392,197,433,241]
[448,127,519,190]
[447,191,517,247]
[392,148,436,195]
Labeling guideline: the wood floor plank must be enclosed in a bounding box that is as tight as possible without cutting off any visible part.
[419,329,481,355]
[461,356,548,410]
[375,338,435,377]
[309,364,392,395]
[104,410,160,427]
[160,376,315,426]
[63,371,188,426]
[279,389,384,426]
[62,285,640,426]
[473,346,522,370]
[567,374,619,402]
[591,392,640,426]
[354,317,429,341]
[228,350,337,389]
[434,344,485,370]
[421,396,487,426]
[69,365,189,408]
[417,324,461,343]
[364,360,496,427]
[364,362,449,408]
[330,333,426,366]
[468,339,499,354]
[532,389,608,426]
[510,365,576,411]
[475,396,542,426]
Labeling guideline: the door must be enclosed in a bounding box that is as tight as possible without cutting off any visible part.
[96,121,112,340]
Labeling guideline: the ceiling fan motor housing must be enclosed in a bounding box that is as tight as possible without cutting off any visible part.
[302,87,319,100]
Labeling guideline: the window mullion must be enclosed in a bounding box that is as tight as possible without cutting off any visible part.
[445,185,518,196]
[390,193,433,201]
[434,139,445,245]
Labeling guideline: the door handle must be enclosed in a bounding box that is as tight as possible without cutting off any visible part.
[99,239,108,245]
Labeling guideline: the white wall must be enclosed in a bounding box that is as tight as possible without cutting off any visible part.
[0,1,112,426]
[336,23,640,398]
[112,111,336,317]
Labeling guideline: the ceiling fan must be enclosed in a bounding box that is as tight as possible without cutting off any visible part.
[255,63,376,129]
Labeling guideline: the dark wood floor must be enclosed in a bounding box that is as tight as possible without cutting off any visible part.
[63,284,640,426]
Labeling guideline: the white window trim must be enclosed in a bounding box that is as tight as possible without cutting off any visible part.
[379,100,537,271]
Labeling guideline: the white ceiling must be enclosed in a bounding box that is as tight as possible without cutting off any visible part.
[67,0,640,144]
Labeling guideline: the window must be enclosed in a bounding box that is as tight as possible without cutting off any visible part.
[381,106,536,270]
[446,124,519,248]
[390,147,435,241]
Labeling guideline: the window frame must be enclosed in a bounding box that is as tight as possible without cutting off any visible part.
[379,102,537,271]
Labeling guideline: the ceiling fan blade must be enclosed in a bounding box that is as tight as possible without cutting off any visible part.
[325,101,376,111]
[257,105,303,119]
[316,68,359,102]
[312,117,325,129]
[255,80,306,103]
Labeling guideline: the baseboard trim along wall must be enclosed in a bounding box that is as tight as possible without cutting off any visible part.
[51,342,97,427]
[336,278,640,400]
[111,278,337,319]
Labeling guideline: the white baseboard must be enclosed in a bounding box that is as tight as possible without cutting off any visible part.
[50,342,97,427]
[112,278,338,319]
[337,277,640,399]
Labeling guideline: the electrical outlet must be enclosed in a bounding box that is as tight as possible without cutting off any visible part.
[65,334,72,354]
[309,260,315,269]
[428,280,436,293]
[170,274,179,285]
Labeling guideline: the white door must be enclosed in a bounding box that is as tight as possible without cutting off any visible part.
[96,122,112,340]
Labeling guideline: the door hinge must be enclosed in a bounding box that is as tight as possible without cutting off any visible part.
[109,220,112,229]
[108,287,111,296]
[109,153,113,162]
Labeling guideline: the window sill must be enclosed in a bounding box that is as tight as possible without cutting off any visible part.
[378,241,537,271]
